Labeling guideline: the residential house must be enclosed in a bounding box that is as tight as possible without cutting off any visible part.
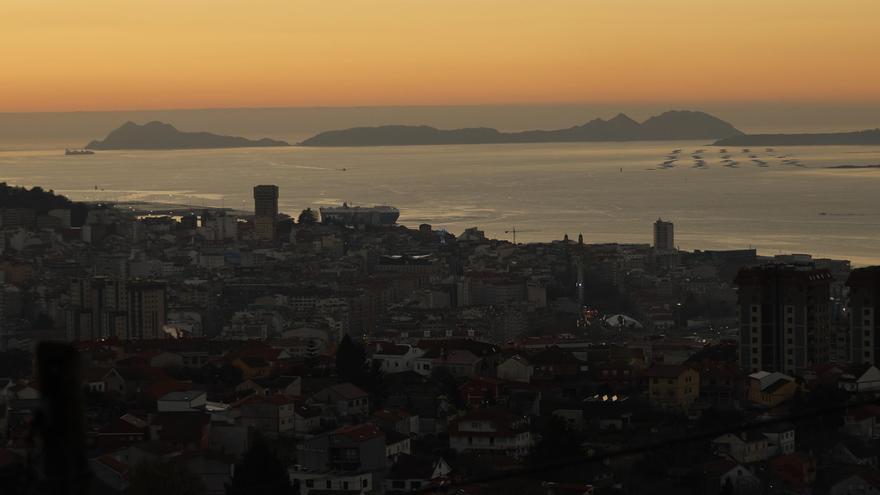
[528,346,582,381]
[296,423,387,480]
[385,430,412,460]
[312,382,370,418]
[644,365,699,411]
[293,403,322,436]
[831,439,879,467]
[372,343,425,374]
[239,395,297,438]
[459,376,505,407]
[840,365,880,394]
[289,467,373,495]
[761,423,796,455]
[90,455,130,492]
[448,408,533,459]
[747,371,796,408]
[157,390,207,412]
[696,460,761,495]
[496,355,534,383]
[842,405,880,439]
[372,408,419,437]
[96,414,148,450]
[712,432,771,464]
[385,454,451,494]
[819,467,880,495]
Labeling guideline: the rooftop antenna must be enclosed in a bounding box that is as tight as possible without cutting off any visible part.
[505,226,518,245]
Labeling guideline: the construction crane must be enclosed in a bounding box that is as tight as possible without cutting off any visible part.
[504,226,536,245]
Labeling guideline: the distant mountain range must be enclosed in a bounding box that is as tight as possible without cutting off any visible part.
[713,129,880,146]
[86,121,290,150]
[298,110,743,146]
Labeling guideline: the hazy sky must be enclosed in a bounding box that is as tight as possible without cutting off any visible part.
[2,0,879,112]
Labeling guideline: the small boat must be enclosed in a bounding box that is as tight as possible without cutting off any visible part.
[65,149,94,156]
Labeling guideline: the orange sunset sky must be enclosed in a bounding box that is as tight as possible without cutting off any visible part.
[2,0,879,113]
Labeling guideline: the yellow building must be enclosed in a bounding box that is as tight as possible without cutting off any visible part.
[645,364,699,411]
[747,371,796,408]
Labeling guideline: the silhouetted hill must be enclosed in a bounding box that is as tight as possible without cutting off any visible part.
[299,110,742,146]
[0,182,89,226]
[86,121,290,150]
[713,129,880,146]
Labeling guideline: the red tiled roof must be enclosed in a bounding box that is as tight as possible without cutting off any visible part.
[373,408,412,422]
[95,455,130,477]
[334,423,384,442]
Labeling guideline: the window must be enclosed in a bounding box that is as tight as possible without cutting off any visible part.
[326,481,331,489]
[306,480,314,488]
[343,482,349,490]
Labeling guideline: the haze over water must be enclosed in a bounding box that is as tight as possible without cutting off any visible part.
[1,110,879,266]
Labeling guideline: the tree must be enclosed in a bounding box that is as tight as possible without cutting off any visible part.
[298,208,317,225]
[129,460,206,495]
[226,435,297,495]
[335,334,368,385]
[526,416,583,468]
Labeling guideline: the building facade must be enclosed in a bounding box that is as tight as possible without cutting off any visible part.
[653,218,674,251]
[253,184,279,240]
[736,265,832,375]
[848,267,880,365]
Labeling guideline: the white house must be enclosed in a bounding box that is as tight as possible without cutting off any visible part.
[289,468,373,495]
[840,365,880,393]
[372,343,425,374]
[448,408,533,459]
[496,355,534,383]
[712,432,771,464]
[761,423,796,455]
[385,430,412,460]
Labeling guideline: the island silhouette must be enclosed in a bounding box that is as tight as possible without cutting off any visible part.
[298,110,743,146]
[86,121,290,150]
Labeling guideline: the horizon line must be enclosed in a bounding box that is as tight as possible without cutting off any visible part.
[4,99,880,116]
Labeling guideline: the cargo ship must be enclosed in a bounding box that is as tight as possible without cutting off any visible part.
[65,149,95,155]
[319,203,399,226]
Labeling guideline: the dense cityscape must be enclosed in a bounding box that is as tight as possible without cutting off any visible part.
[0,181,878,494]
